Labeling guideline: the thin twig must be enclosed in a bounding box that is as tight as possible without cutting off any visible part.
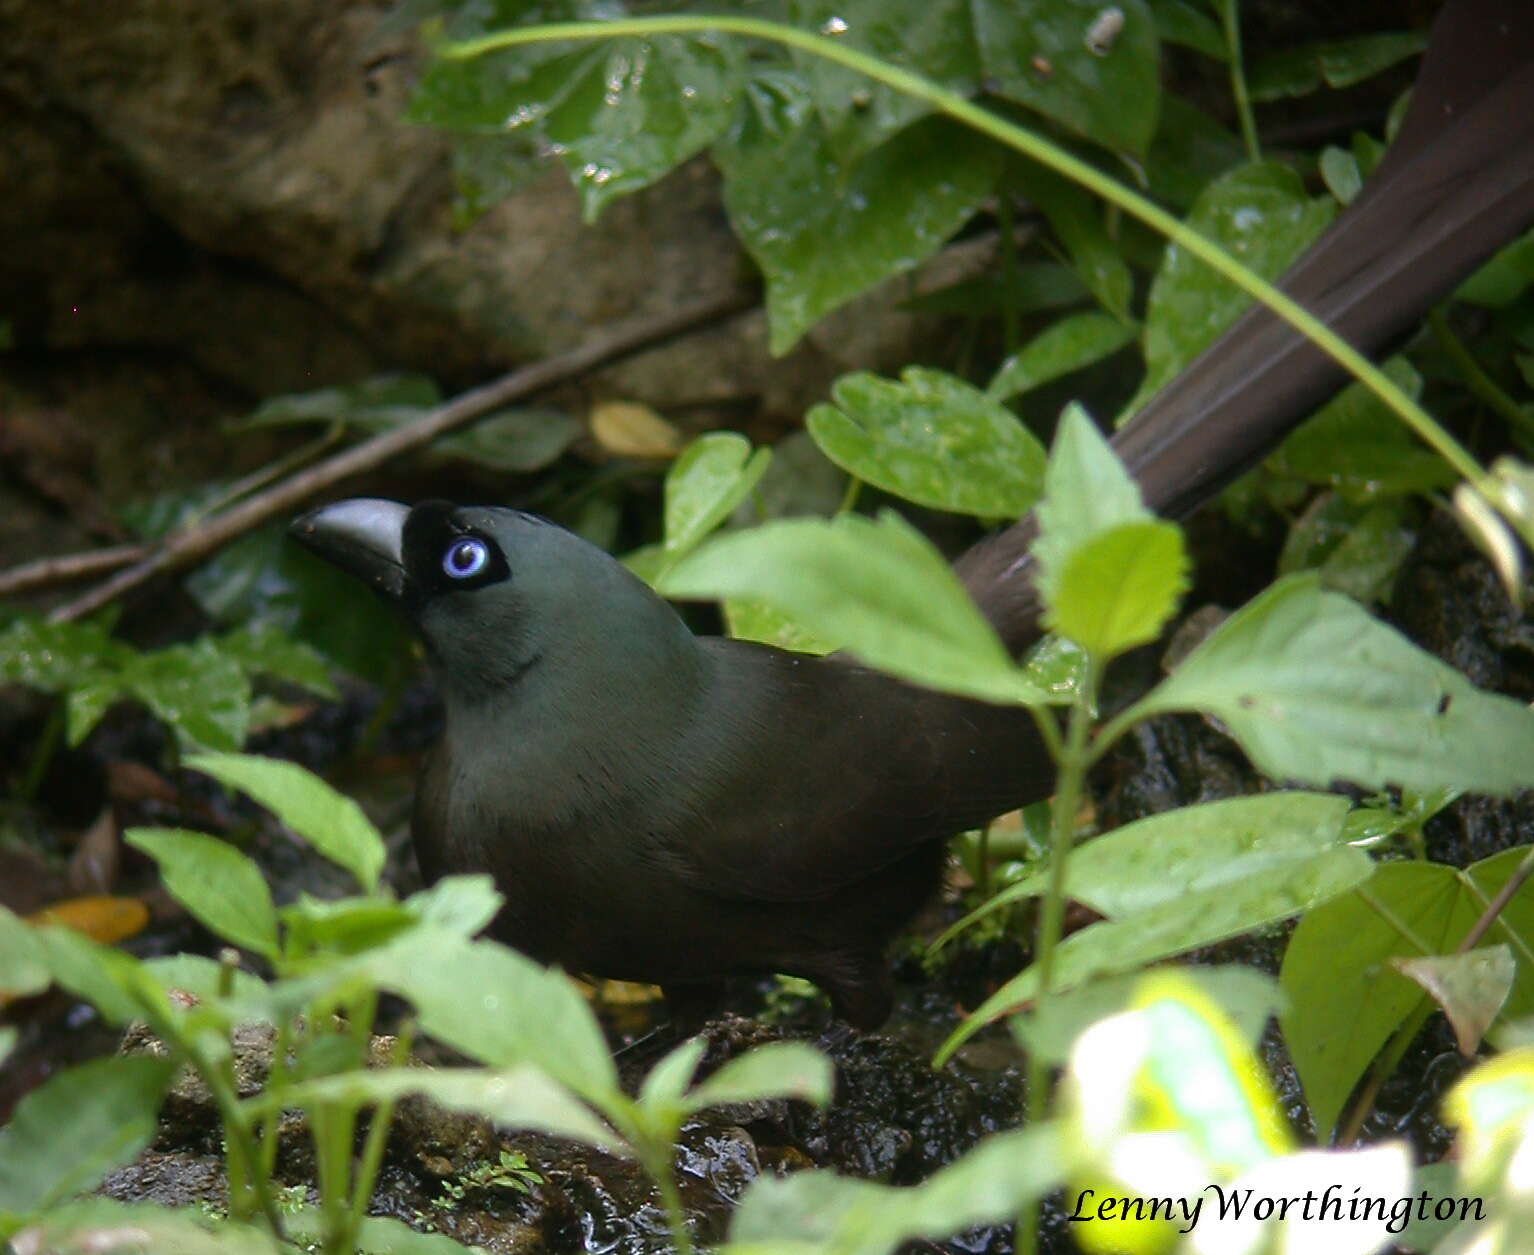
[44,287,757,623]
[0,543,149,597]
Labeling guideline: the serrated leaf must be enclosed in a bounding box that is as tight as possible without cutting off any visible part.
[661,513,1042,706]
[1045,520,1188,660]
[0,1054,176,1214]
[716,79,1000,355]
[1136,575,1534,795]
[125,828,279,960]
[807,368,1046,517]
[972,0,1161,157]
[126,640,251,753]
[188,753,385,892]
[987,312,1137,402]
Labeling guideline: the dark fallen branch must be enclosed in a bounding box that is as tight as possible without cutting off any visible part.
[33,287,758,624]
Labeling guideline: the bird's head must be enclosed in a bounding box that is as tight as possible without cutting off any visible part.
[289,498,700,709]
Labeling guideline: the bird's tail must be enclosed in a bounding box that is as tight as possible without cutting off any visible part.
[959,0,1534,652]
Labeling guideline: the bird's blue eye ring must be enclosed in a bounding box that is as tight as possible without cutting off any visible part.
[442,537,490,580]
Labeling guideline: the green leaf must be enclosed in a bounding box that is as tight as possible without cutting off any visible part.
[405,874,504,937]
[937,792,1351,948]
[730,1124,1068,1255]
[1148,0,1226,60]
[377,930,618,1102]
[125,639,251,752]
[807,368,1047,517]
[664,433,773,559]
[1015,164,1133,320]
[238,373,440,429]
[1125,163,1336,418]
[1456,228,1534,309]
[5,1199,279,1253]
[215,625,336,697]
[0,617,124,695]
[0,1054,176,1215]
[640,1038,706,1113]
[723,599,837,655]
[1045,519,1188,660]
[188,753,385,892]
[29,924,156,1026]
[432,407,582,472]
[1032,404,1149,594]
[1013,963,1283,1064]
[785,0,981,163]
[986,312,1137,402]
[291,1210,483,1255]
[1135,575,1534,795]
[661,513,1041,706]
[0,1027,14,1069]
[972,0,1161,157]
[1145,93,1245,210]
[280,896,418,957]
[1249,32,1427,102]
[125,828,279,960]
[899,261,1087,317]
[1278,495,1414,605]
[1284,847,1534,1140]
[1319,145,1363,206]
[688,1042,834,1111]
[0,905,50,999]
[265,1064,623,1154]
[716,81,1000,354]
[1269,359,1451,502]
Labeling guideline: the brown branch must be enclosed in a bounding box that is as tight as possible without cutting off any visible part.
[0,543,150,598]
[43,287,758,624]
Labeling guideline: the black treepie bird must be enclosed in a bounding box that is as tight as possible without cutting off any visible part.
[293,0,1534,1028]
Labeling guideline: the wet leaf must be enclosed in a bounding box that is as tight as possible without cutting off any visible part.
[664,432,772,558]
[716,80,1000,355]
[122,639,251,753]
[1015,165,1133,320]
[188,753,385,893]
[1134,575,1534,795]
[972,0,1161,157]
[1146,94,1244,210]
[1249,31,1426,102]
[1125,163,1335,418]
[1393,947,1515,1056]
[987,312,1137,403]
[0,1054,176,1215]
[1148,0,1225,60]
[662,513,1043,706]
[807,368,1046,517]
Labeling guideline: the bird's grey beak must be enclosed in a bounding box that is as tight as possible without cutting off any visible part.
[289,498,410,600]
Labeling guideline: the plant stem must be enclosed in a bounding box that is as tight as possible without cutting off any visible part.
[1218,0,1261,162]
[998,192,1022,354]
[646,1144,694,1255]
[1335,998,1433,1146]
[17,700,63,802]
[1017,660,1097,1255]
[442,16,1487,496]
[345,1021,416,1249]
[837,474,862,516]
[1429,309,1534,443]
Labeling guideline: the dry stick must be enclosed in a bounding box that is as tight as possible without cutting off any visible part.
[0,543,150,598]
[45,287,758,624]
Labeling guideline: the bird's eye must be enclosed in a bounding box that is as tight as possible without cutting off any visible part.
[442,537,490,580]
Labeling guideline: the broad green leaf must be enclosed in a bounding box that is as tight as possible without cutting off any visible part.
[65,672,127,747]
[1284,847,1534,1140]
[1457,228,1534,309]
[126,639,251,752]
[0,1054,176,1214]
[377,930,618,1101]
[730,1124,1068,1255]
[6,1200,280,1253]
[215,625,336,697]
[987,312,1137,402]
[1249,32,1427,102]
[188,753,385,892]
[1015,164,1133,320]
[807,368,1046,517]
[1125,163,1335,418]
[1319,145,1362,205]
[125,828,279,960]
[1269,359,1451,502]
[1019,634,1088,705]
[1148,0,1226,60]
[723,599,836,655]
[280,896,418,957]
[0,905,49,999]
[0,617,123,695]
[238,373,440,429]
[938,843,1371,1063]
[936,792,1350,947]
[1045,520,1188,660]
[1278,495,1414,605]
[1393,947,1515,1056]
[405,874,503,937]
[687,1042,834,1111]
[900,261,1087,318]
[972,0,1161,157]
[419,32,743,222]
[661,513,1042,706]
[1014,963,1283,1064]
[141,953,267,1006]
[433,407,582,472]
[716,79,1000,354]
[1145,93,1245,210]
[1032,404,1148,595]
[640,1038,706,1113]
[264,1064,623,1154]
[664,433,772,558]
[1135,576,1534,795]
[785,0,980,163]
